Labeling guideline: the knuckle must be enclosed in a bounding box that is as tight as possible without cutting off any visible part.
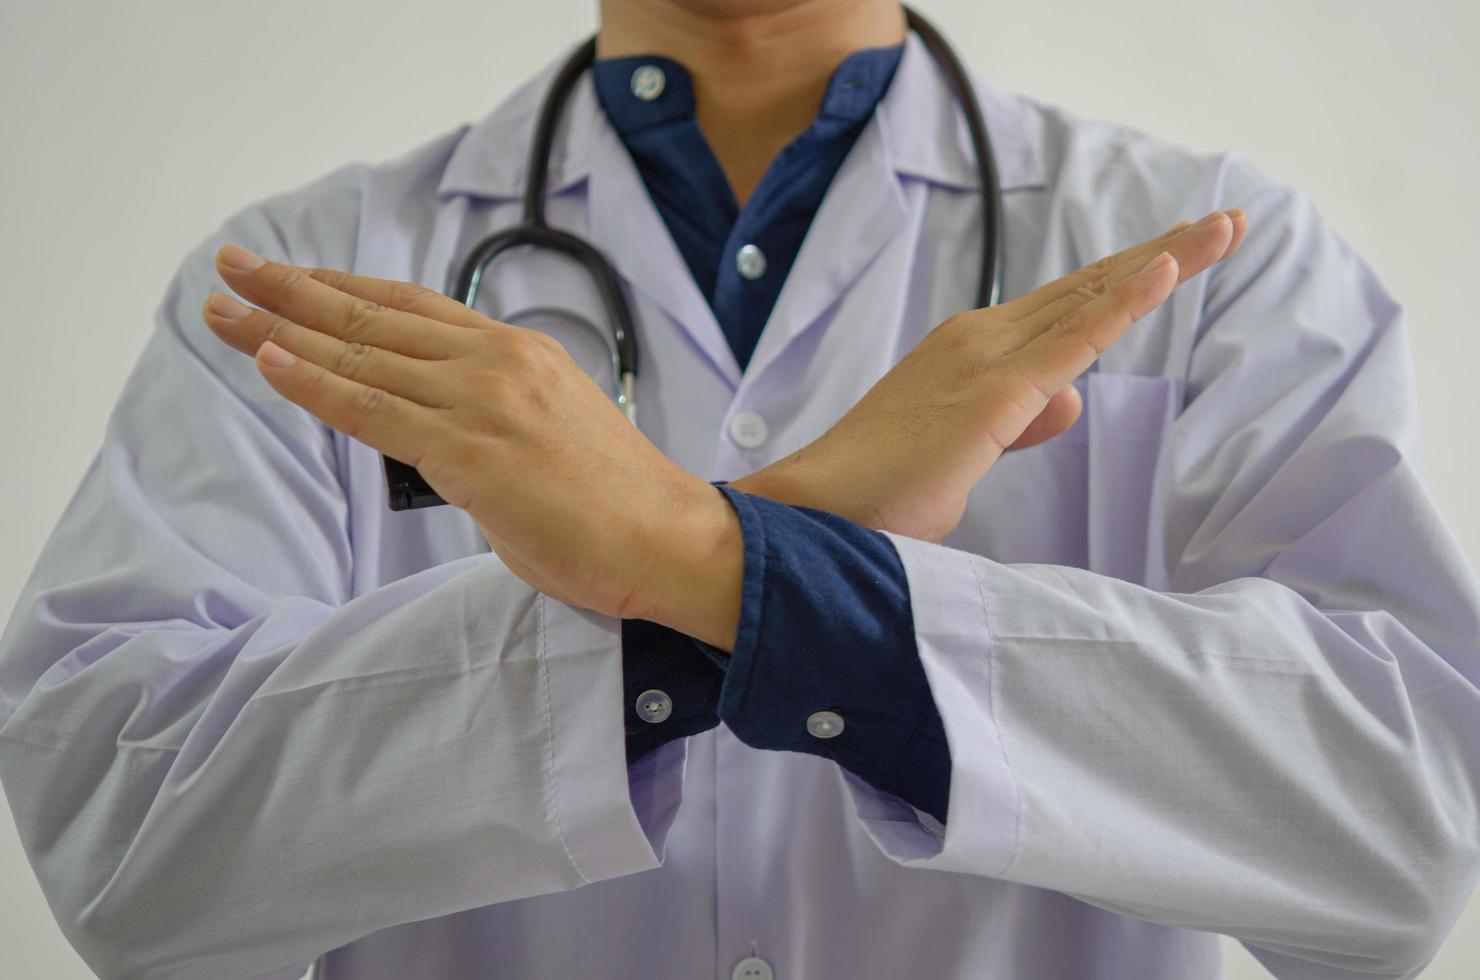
[385,280,434,310]
[261,315,292,348]
[340,299,386,340]
[332,341,376,379]
[1051,306,1089,338]
[1074,277,1110,302]
[1086,254,1117,276]
[354,383,387,419]
[278,267,315,292]
[935,311,983,352]
[530,330,565,353]
[940,310,981,335]
[309,267,346,290]
[505,328,549,364]
[1052,309,1107,357]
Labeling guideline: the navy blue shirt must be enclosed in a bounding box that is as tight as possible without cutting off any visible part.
[597,47,952,823]
[592,46,904,370]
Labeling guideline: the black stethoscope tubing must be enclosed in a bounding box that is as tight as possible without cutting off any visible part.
[384,4,1003,511]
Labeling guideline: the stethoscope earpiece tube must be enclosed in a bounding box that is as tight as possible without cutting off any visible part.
[384,6,1002,510]
[902,6,1003,308]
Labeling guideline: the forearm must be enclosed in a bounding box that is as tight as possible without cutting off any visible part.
[1,547,658,978]
[878,529,1480,977]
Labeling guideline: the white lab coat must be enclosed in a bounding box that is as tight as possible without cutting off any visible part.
[2,31,1478,980]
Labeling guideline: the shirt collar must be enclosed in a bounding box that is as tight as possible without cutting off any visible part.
[590,44,903,137]
[436,31,1046,199]
[590,54,694,134]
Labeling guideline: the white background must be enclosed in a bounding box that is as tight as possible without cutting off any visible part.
[1,1,1476,976]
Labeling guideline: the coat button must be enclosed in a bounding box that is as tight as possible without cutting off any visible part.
[635,689,672,724]
[629,64,666,101]
[806,710,845,739]
[735,243,767,280]
[731,955,774,980]
[728,410,769,449]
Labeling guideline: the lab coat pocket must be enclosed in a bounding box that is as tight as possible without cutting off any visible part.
[1081,371,1182,589]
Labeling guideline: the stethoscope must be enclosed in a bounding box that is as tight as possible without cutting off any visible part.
[384,5,1003,511]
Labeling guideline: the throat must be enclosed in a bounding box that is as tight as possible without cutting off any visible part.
[695,87,825,207]
[598,0,907,207]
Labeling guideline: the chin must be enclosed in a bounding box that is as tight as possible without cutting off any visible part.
[662,0,830,18]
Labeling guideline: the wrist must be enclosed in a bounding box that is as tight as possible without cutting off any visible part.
[732,455,816,510]
[645,479,744,652]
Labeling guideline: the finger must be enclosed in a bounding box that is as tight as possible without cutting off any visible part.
[299,266,495,331]
[1010,212,1236,337]
[250,339,443,467]
[215,244,473,360]
[1221,208,1248,260]
[992,213,1207,320]
[1004,384,1081,451]
[203,292,457,409]
[1011,251,1179,397]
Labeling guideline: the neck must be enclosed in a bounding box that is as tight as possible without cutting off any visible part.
[598,0,906,205]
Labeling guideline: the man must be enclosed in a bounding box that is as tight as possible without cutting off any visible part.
[2,1,1477,978]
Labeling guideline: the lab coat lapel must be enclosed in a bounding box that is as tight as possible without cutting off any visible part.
[585,110,742,390]
[740,117,909,388]
[738,29,1049,389]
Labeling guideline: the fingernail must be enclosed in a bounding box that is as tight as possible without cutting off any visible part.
[1196,210,1225,227]
[258,341,296,369]
[206,291,251,319]
[219,243,266,271]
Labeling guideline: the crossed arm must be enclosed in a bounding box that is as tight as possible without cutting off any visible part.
[8,184,1479,977]
[201,210,1246,646]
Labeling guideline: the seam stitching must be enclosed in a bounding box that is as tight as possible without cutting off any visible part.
[536,593,587,883]
[968,554,1023,879]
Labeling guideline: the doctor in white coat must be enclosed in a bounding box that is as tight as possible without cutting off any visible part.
[2,1,1478,978]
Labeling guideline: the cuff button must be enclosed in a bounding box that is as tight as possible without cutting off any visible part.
[806,710,845,739]
[636,689,673,724]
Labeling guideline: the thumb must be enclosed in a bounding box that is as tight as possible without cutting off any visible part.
[1004,384,1082,452]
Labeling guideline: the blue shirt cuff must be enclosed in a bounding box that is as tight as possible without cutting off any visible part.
[701,484,951,823]
[621,618,724,765]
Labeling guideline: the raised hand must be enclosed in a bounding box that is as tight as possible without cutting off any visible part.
[732,209,1249,541]
[198,209,1244,652]
[201,246,744,646]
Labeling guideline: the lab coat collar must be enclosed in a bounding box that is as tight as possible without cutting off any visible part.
[433,32,1047,392]
[435,32,1047,200]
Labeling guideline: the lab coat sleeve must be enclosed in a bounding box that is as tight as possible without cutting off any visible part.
[0,165,676,980]
[847,164,1480,978]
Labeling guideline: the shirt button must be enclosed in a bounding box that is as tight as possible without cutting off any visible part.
[807,710,845,739]
[629,64,666,101]
[735,243,767,281]
[635,689,672,724]
[731,956,775,980]
[728,410,769,450]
